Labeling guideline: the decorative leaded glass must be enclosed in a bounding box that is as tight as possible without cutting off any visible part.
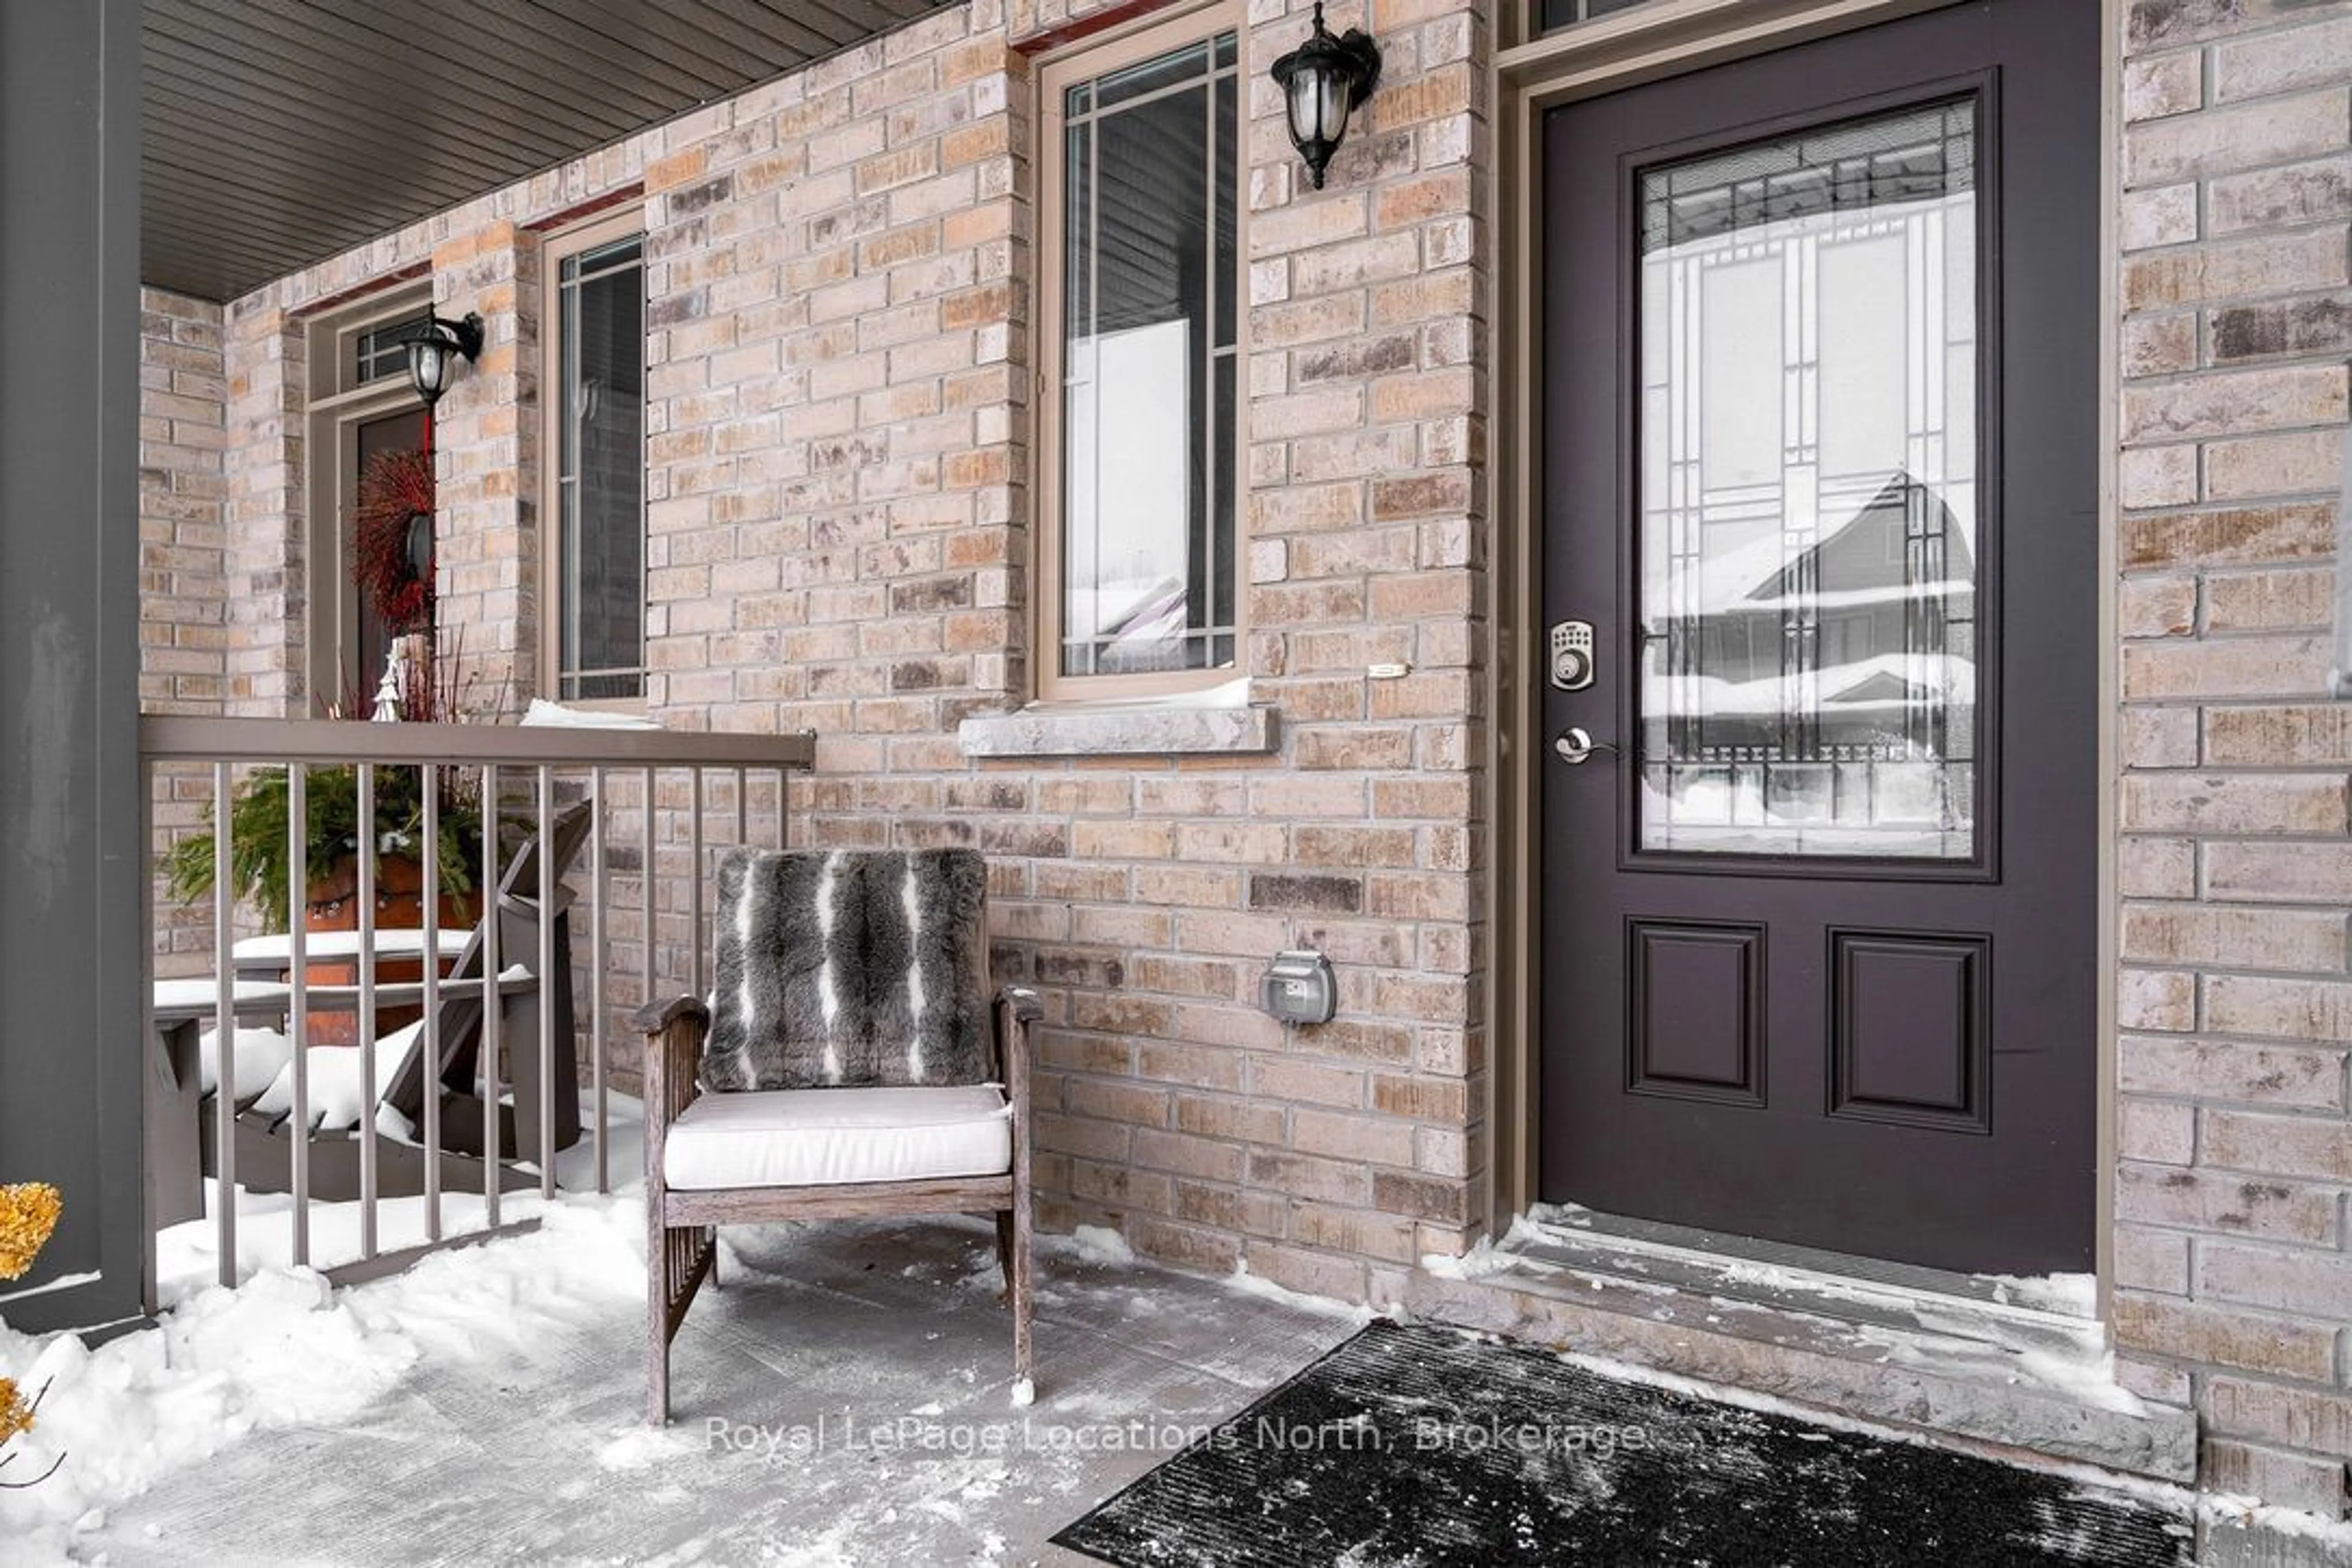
[1057,32,1241,679]
[1635,99,1982,859]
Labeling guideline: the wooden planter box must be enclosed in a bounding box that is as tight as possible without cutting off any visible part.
[298,854,481,1044]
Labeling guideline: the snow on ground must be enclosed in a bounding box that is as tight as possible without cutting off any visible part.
[0,1112,1368,1567]
[9,1174,2346,1565]
[1221,1263,1381,1325]
[0,1196,645,1562]
[1,1099,653,1560]
[2202,1495,2352,1553]
[1041,1223,1134,1268]
[154,1094,644,1300]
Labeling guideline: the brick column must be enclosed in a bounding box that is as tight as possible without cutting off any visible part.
[141,288,232,978]
[222,300,306,716]
[2113,0,2352,1518]
[431,221,540,715]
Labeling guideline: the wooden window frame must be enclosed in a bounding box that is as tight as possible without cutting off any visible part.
[1035,0,1250,703]
[303,285,432,712]
[537,206,649,709]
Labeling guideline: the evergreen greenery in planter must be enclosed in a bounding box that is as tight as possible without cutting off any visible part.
[161,764,484,931]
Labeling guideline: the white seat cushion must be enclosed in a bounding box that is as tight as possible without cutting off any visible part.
[662,1084,1012,1191]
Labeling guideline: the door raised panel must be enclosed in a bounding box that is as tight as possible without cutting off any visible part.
[1627,919,1766,1107]
[1829,930,1991,1134]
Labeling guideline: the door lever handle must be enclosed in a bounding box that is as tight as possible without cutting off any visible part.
[1553,726,1620,765]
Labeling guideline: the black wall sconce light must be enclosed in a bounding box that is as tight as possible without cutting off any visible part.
[404,311,484,413]
[1270,2,1382,190]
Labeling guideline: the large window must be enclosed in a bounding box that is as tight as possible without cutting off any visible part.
[1040,9,1243,696]
[542,211,646,703]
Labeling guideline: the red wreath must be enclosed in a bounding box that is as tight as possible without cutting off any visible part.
[352,448,437,635]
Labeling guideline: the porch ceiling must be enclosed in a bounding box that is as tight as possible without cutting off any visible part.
[141,0,952,302]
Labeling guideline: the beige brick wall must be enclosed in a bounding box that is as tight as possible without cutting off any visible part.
[2116,0,2352,1518]
[433,221,542,710]
[222,301,307,716]
[141,288,230,976]
[140,288,230,714]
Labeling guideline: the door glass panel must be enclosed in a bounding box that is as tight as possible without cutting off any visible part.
[1636,99,1980,859]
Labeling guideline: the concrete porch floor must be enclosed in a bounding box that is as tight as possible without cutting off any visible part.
[81,1219,1360,1566]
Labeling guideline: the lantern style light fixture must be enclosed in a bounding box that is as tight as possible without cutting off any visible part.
[1270,2,1382,190]
[404,310,484,412]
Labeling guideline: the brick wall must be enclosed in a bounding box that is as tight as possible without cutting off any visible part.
[222,301,307,717]
[141,288,230,976]
[2114,0,2352,1518]
[434,221,543,709]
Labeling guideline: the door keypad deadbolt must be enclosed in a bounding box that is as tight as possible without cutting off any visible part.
[1550,620,1596,691]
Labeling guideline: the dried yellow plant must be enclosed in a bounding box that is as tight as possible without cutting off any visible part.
[0,1183,62,1281]
[0,1379,32,1444]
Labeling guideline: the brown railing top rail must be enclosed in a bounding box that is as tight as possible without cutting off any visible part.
[139,716,817,769]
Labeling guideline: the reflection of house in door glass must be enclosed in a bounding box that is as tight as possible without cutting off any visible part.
[1637,99,1980,859]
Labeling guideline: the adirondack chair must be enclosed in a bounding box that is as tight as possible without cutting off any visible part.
[153,802,594,1215]
[635,847,1038,1425]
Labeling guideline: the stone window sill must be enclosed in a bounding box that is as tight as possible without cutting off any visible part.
[957,687,1280,759]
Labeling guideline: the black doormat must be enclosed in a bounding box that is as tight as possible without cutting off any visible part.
[1052,1321,2192,1567]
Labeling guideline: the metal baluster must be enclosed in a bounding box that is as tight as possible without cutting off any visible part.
[423,767,442,1243]
[358,763,378,1261]
[689,769,704,1000]
[482,763,502,1229]
[212,761,236,1288]
[288,763,309,1267]
[641,766,655,1034]
[590,767,608,1196]
[537,765,556,1202]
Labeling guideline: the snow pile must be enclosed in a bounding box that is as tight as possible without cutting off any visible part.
[519,698,663,730]
[1982,1272,2098,1317]
[2203,1493,2352,1553]
[0,1197,644,1557]
[596,1425,703,1473]
[1223,1264,1379,1325]
[1044,1224,1134,1268]
[250,1020,425,1133]
[195,1025,295,1098]
[1420,1214,1558,1281]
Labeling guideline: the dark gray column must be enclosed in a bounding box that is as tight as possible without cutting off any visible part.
[0,0,148,1331]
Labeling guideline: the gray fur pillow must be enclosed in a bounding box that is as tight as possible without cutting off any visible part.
[861,849,992,1087]
[704,848,992,1091]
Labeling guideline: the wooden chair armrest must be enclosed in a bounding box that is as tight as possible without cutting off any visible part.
[633,995,710,1035]
[638,996,709,1147]
[995,985,1039,1110]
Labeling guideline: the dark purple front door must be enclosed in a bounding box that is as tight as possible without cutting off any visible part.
[1540,0,2098,1274]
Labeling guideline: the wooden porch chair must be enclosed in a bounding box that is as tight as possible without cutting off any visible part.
[634,846,1038,1426]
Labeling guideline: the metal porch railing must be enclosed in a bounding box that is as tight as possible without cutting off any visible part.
[139,717,813,1290]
